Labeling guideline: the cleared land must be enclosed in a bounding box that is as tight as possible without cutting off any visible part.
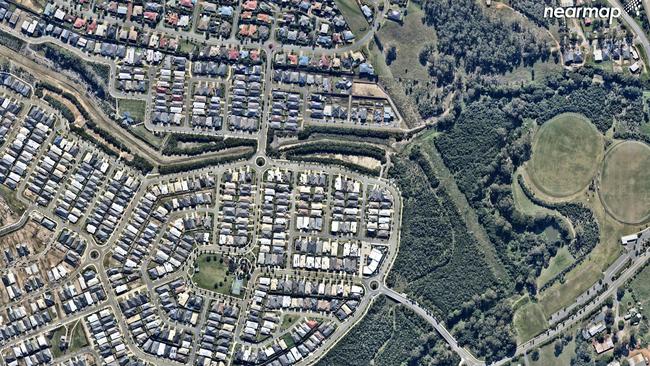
[513,297,548,343]
[599,141,650,224]
[375,2,432,80]
[536,246,575,289]
[334,0,370,40]
[528,113,604,198]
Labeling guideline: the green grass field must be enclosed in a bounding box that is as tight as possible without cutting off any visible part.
[498,61,562,85]
[375,2,432,80]
[513,172,557,216]
[513,296,548,343]
[529,335,577,366]
[537,246,575,288]
[334,0,370,39]
[538,255,603,317]
[118,98,147,123]
[192,254,240,297]
[599,141,650,224]
[528,113,604,198]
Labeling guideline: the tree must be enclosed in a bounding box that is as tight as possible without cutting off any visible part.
[606,309,615,326]
[386,46,397,65]
[554,340,564,356]
[617,288,625,301]
[531,349,540,361]
[618,320,625,331]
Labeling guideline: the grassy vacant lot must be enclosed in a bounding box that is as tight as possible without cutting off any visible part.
[513,296,548,343]
[70,321,89,350]
[0,184,26,215]
[334,0,370,39]
[537,246,575,289]
[280,315,299,332]
[117,98,147,123]
[599,141,650,224]
[375,2,432,80]
[528,113,604,198]
[50,326,67,358]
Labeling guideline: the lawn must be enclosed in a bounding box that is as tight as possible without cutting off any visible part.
[529,334,577,366]
[192,254,243,297]
[538,256,602,317]
[117,98,147,123]
[599,141,650,224]
[375,2,432,80]
[528,113,604,198]
[334,0,370,39]
[129,125,166,150]
[280,315,300,332]
[513,296,549,343]
[537,246,576,289]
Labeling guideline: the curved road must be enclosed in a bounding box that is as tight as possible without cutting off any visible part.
[380,286,486,366]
